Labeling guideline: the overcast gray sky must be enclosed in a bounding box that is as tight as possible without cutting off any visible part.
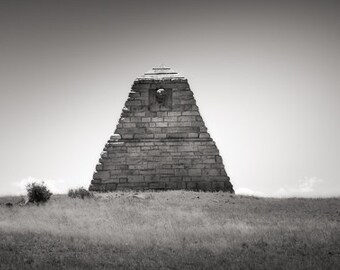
[0,0,339,197]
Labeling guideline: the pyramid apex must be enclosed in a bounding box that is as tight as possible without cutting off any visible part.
[138,65,185,80]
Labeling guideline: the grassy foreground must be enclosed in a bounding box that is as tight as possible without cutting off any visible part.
[0,191,340,270]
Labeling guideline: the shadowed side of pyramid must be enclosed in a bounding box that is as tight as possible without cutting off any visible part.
[89,66,234,192]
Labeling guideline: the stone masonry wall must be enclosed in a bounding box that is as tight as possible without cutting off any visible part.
[89,74,233,192]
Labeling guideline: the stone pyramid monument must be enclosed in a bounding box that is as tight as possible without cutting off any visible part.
[89,66,234,192]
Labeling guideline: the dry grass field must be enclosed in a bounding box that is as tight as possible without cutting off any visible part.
[0,191,340,269]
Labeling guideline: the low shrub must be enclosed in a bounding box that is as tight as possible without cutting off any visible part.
[26,182,52,203]
[68,187,93,199]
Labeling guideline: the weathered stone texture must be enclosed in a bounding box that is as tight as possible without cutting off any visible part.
[89,66,233,192]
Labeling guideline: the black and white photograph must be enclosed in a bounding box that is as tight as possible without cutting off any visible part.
[0,0,339,269]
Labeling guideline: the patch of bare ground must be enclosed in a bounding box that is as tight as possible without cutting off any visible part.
[0,191,340,269]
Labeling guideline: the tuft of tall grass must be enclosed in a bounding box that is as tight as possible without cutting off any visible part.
[68,187,93,199]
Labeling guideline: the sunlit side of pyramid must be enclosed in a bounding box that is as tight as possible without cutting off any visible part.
[89,66,234,192]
